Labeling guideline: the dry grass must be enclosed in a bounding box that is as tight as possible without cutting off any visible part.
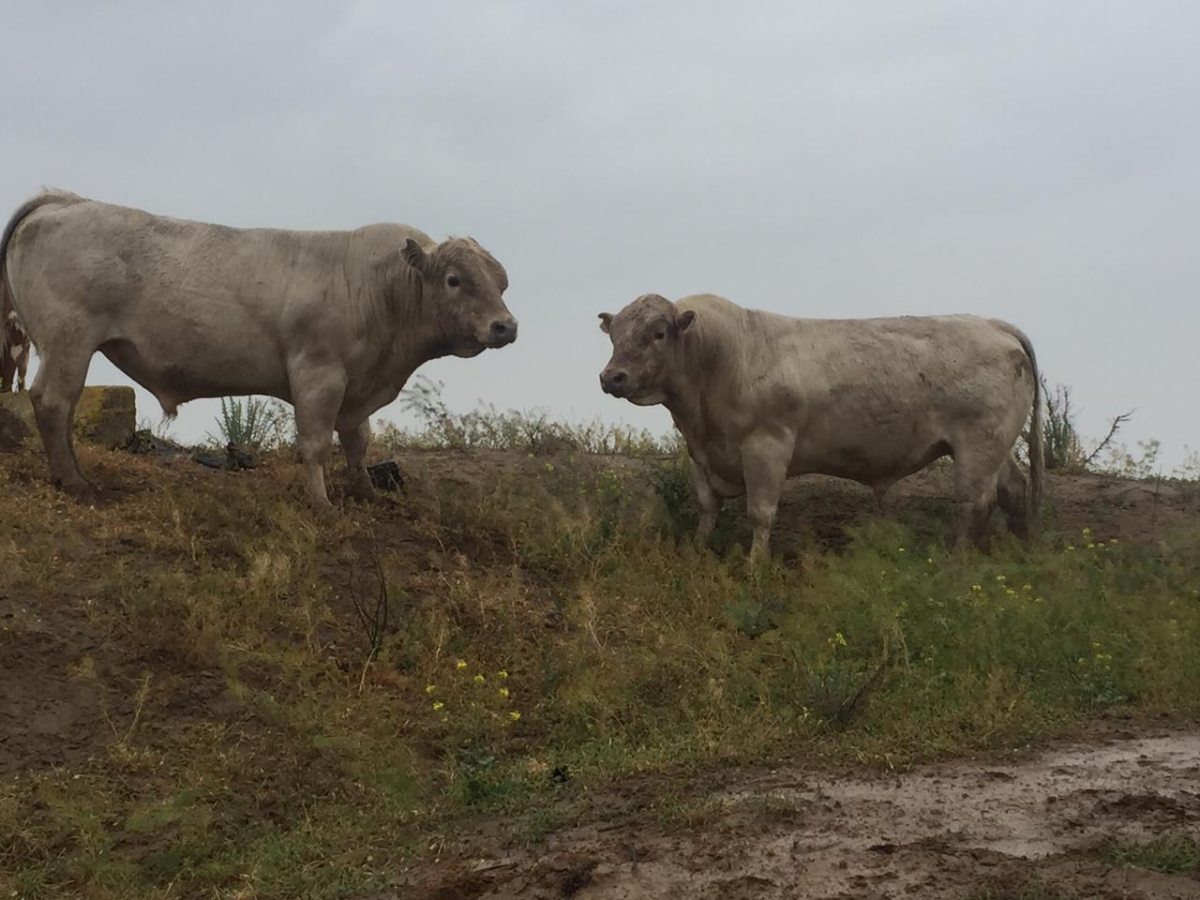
[1,441,1198,898]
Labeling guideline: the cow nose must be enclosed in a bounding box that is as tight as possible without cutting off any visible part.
[490,318,518,344]
[600,369,627,395]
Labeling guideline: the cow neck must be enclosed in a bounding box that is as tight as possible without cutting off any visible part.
[661,323,728,445]
[385,266,450,365]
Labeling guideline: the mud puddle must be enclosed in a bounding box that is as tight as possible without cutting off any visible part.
[400,730,1200,899]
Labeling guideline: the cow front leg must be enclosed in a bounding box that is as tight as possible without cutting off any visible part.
[689,459,722,549]
[290,370,347,512]
[337,419,373,500]
[742,431,792,563]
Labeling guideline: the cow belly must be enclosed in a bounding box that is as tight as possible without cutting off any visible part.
[100,338,286,413]
[795,439,951,486]
[791,416,951,487]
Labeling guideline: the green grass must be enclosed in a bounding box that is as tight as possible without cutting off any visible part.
[968,882,1076,900]
[1105,833,1200,874]
[1,439,1199,899]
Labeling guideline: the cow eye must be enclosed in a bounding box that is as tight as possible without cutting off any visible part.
[654,330,667,341]
[446,275,461,288]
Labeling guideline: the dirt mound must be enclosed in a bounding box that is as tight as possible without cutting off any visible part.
[401,730,1200,899]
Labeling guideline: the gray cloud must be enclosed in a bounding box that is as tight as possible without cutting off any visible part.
[3,1,1197,464]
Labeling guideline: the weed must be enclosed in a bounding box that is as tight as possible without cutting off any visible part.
[651,794,728,831]
[1041,378,1134,475]
[209,395,294,452]
[967,879,1077,900]
[379,375,677,456]
[652,452,697,540]
[347,530,392,687]
[1104,833,1200,874]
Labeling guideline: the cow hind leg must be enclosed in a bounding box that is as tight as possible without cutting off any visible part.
[996,453,1030,540]
[29,347,95,500]
[337,419,373,500]
[951,446,1004,552]
[290,370,347,513]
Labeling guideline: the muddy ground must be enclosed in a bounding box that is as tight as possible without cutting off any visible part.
[400,728,1200,899]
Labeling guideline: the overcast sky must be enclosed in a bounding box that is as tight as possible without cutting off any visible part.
[3,1,1197,466]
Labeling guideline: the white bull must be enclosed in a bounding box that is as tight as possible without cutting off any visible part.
[599,292,1043,558]
[0,190,518,507]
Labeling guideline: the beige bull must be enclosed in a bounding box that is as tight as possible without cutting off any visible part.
[598,293,1043,558]
[1,190,518,507]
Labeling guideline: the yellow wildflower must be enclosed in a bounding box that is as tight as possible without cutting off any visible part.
[996,574,1007,583]
[971,584,982,592]
[509,710,521,721]
[473,674,485,685]
[1086,543,1095,550]
[424,684,436,694]
[499,687,510,698]
[497,670,509,679]
[898,547,906,553]
[432,701,444,711]
[926,557,934,565]
[1066,545,1076,552]
[456,660,467,670]
[1023,584,1032,592]
[1005,589,1016,597]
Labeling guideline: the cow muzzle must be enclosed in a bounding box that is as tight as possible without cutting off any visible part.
[485,317,518,348]
[599,367,629,397]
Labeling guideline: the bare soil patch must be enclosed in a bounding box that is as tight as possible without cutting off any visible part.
[400,729,1200,899]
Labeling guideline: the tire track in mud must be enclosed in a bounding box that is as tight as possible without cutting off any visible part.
[402,730,1200,900]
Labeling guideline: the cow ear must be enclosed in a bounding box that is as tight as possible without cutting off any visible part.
[676,310,696,334]
[401,239,431,277]
[598,312,613,334]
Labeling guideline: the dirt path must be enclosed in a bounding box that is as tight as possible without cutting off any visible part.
[403,729,1200,899]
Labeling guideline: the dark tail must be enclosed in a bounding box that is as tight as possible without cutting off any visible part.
[0,272,12,392]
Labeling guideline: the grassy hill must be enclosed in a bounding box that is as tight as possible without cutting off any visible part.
[1,439,1198,898]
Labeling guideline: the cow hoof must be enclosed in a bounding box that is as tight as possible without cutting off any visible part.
[60,480,99,505]
[344,483,376,503]
[310,497,337,518]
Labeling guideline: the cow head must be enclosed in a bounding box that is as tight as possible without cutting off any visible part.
[597,293,695,406]
[401,237,518,358]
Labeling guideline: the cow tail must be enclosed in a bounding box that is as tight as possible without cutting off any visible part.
[1010,326,1044,529]
[0,271,10,392]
